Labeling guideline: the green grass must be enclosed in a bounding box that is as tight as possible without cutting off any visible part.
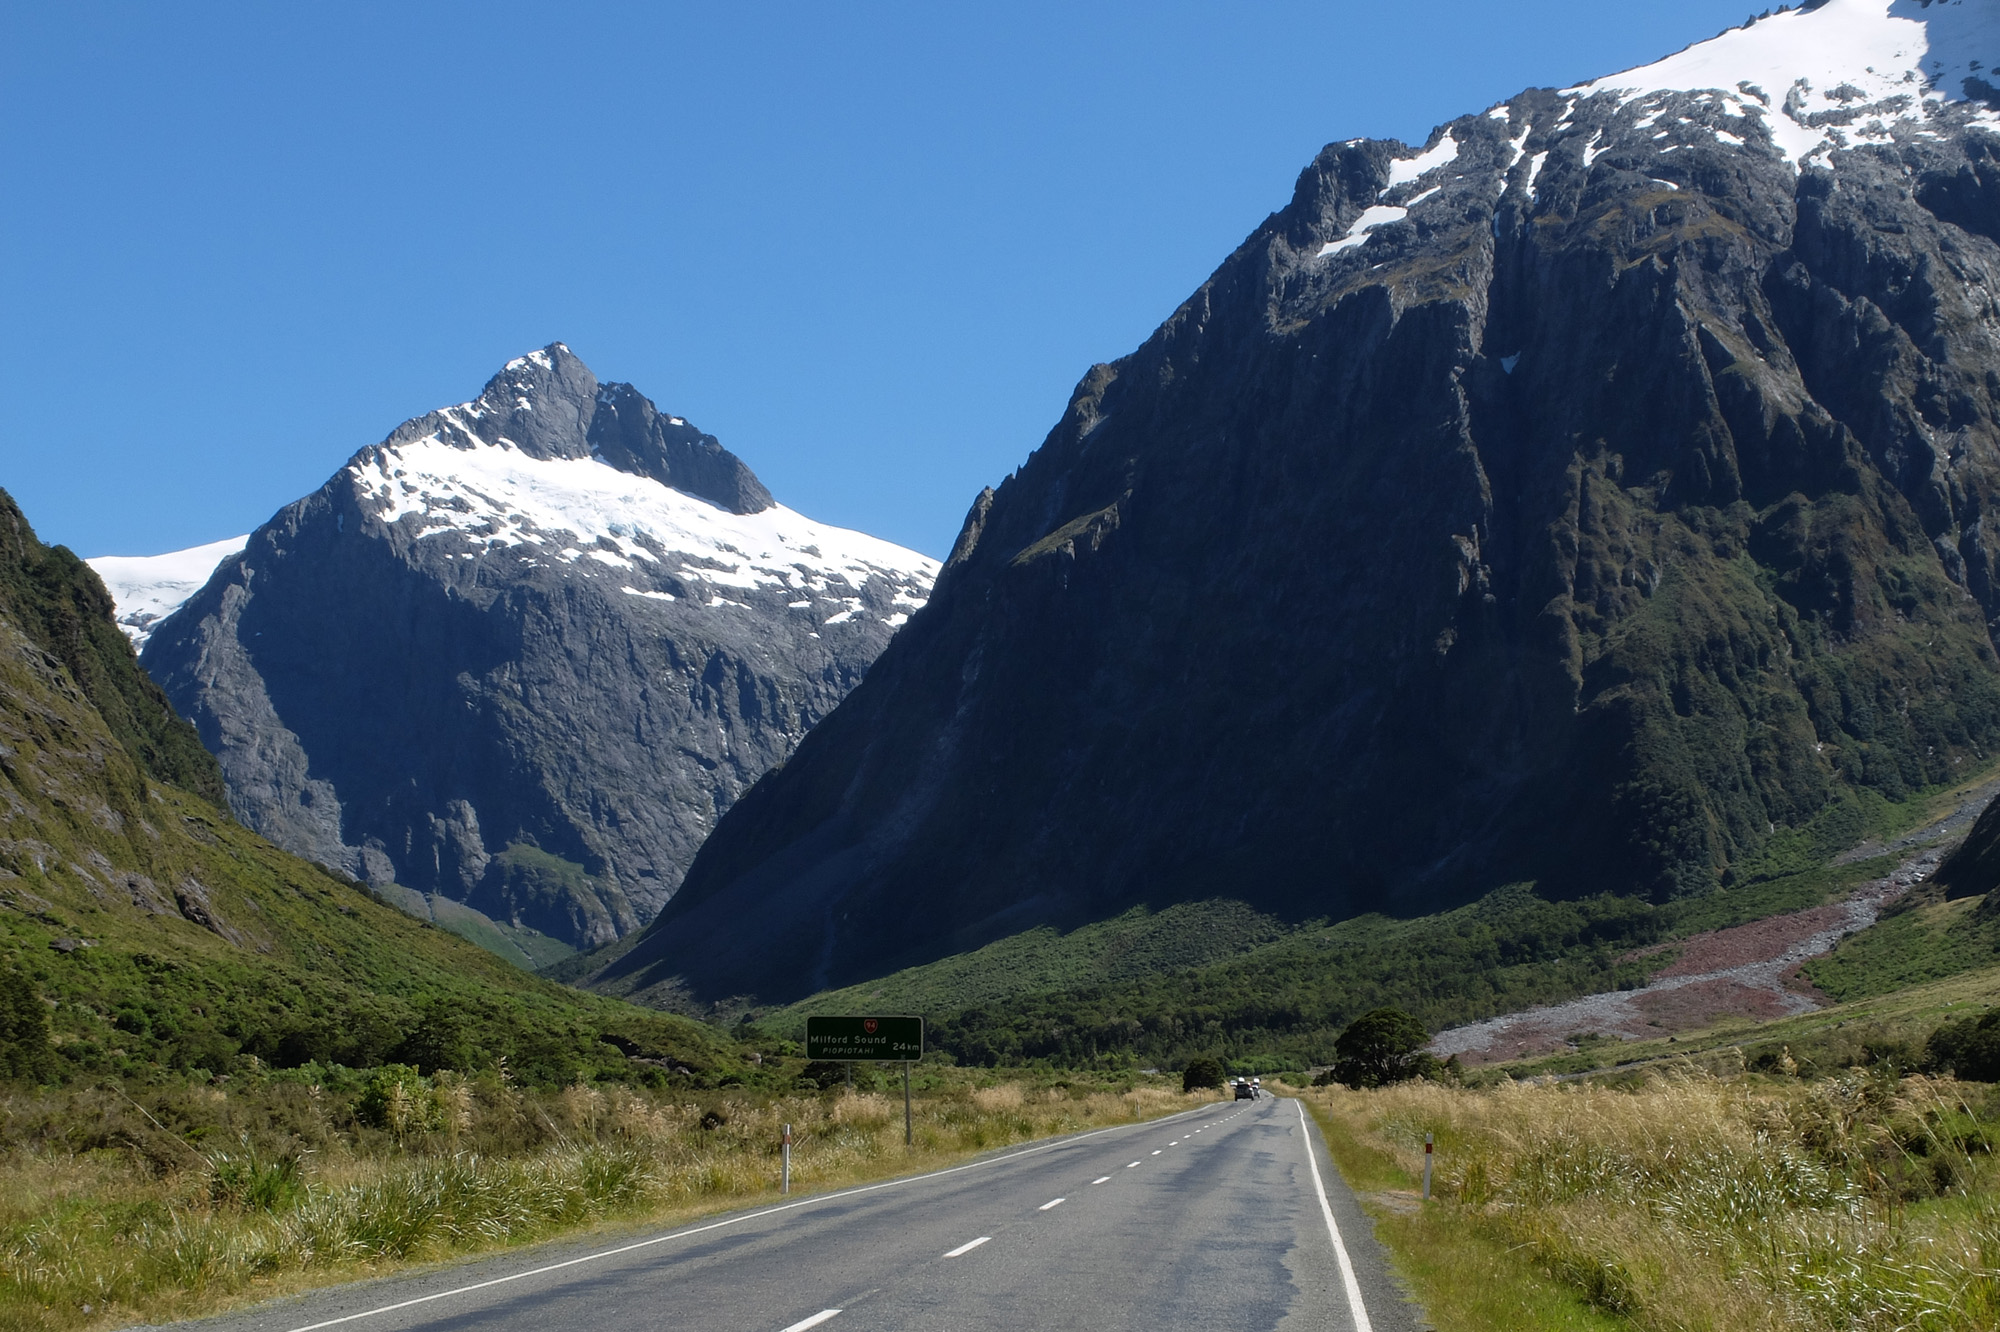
[1801,896,2000,1003]
[371,885,577,972]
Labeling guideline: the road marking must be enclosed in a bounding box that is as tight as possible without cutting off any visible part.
[264,1106,1216,1332]
[778,1312,842,1332]
[1091,1176,1111,1184]
[1039,1197,1065,1210]
[1126,1161,1141,1168]
[1151,1150,1162,1155]
[1294,1099,1374,1332]
[943,1236,992,1257]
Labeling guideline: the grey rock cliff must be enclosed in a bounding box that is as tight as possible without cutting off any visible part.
[141,345,936,947]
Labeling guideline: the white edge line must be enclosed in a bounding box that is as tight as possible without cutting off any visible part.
[274,1105,1215,1332]
[1295,1098,1375,1332]
[943,1235,992,1257]
[778,1311,842,1332]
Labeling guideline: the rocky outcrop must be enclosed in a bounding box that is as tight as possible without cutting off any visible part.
[140,345,937,948]
[593,0,2000,1005]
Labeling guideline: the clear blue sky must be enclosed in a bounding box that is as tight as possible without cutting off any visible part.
[3,1,1759,561]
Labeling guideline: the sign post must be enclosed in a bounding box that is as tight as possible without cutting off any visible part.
[805,1016,924,1147]
[781,1123,792,1195]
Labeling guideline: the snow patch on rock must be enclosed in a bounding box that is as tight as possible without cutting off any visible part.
[88,535,250,650]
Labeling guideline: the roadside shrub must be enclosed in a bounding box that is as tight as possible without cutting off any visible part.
[354,1065,442,1134]
[1182,1056,1225,1092]
[206,1146,305,1211]
[1324,1007,1438,1089]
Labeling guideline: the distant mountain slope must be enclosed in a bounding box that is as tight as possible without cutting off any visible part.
[88,534,248,652]
[594,0,2000,1007]
[140,345,937,949]
[0,487,731,1085]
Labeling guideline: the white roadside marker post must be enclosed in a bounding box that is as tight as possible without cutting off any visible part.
[1423,1132,1433,1201]
[782,1123,792,1195]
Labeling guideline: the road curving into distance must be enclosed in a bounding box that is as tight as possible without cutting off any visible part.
[154,1096,1419,1332]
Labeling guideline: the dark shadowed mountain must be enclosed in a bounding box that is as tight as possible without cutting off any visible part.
[591,0,2000,1007]
[137,345,936,950]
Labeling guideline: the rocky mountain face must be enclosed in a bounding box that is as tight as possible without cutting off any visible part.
[593,0,2000,1007]
[139,346,936,949]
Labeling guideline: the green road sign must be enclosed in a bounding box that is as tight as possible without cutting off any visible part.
[805,1015,924,1061]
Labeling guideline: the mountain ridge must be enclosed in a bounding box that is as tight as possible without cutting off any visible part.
[590,0,2000,1007]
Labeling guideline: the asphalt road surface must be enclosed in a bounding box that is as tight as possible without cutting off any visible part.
[157,1095,1422,1332]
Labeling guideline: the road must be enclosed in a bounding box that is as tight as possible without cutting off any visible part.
[156,1096,1419,1332]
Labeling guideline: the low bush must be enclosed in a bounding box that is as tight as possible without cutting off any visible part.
[1181,1056,1224,1092]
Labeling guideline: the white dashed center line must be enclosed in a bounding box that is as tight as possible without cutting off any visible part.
[1151,1150,1162,1155]
[778,1312,841,1332]
[1126,1161,1141,1168]
[1091,1176,1111,1185]
[943,1236,991,1258]
[1039,1197,1065,1211]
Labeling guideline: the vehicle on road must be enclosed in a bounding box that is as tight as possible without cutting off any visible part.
[1234,1080,1256,1100]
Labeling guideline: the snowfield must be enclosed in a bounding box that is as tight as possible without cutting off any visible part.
[349,434,938,622]
[87,534,249,650]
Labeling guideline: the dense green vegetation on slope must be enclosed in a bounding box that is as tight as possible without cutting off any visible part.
[746,775,1985,1071]
[0,487,738,1091]
[0,489,223,804]
[761,851,1906,1071]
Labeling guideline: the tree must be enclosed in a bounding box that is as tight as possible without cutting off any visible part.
[1927,1008,2000,1081]
[1182,1055,1225,1092]
[0,970,59,1084]
[392,1002,475,1075]
[1322,1007,1438,1089]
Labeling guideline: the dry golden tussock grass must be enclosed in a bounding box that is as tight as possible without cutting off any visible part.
[1306,1070,2000,1331]
[0,1080,1206,1332]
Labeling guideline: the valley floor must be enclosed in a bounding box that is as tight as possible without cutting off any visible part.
[1433,776,2000,1065]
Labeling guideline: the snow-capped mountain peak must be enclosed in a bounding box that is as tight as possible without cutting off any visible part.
[1565,0,2000,172]
[134,346,941,949]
